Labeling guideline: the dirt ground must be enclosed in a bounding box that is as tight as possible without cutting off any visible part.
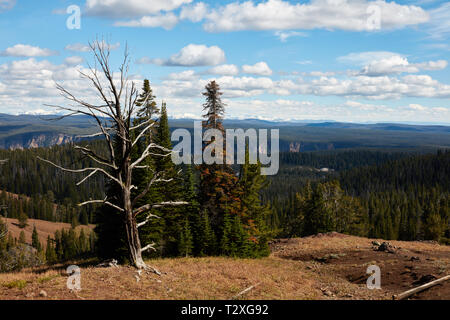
[271,233,450,300]
[0,233,448,300]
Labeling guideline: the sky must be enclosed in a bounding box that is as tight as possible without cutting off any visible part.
[0,0,449,123]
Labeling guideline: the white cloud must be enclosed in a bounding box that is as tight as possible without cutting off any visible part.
[408,103,427,111]
[0,0,15,12]
[65,42,120,52]
[166,70,198,81]
[338,51,400,65]
[242,62,272,76]
[141,44,226,66]
[64,56,84,65]
[205,64,240,76]
[274,31,307,42]
[114,13,178,30]
[0,44,57,57]
[304,71,336,77]
[85,0,192,18]
[427,2,450,39]
[202,0,429,32]
[339,51,447,76]
[180,2,208,22]
[0,57,144,114]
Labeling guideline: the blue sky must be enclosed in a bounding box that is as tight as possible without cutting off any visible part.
[0,0,449,123]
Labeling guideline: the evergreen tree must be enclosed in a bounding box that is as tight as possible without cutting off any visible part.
[18,211,28,229]
[193,210,216,256]
[45,236,57,264]
[178,218,193,257]
[31,225,41,251]
[19,230,26,244]
[198,81,242,249]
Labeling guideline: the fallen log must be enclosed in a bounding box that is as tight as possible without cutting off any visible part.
[232,283,261,300]
[393,275,450,300]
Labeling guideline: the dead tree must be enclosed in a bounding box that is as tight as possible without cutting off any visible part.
[38,40,186,273]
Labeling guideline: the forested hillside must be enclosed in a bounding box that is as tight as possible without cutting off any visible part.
[270,151,450,243]
[0,140,107,224]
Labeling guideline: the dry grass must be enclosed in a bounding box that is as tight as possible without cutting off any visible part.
[0,233,448,300]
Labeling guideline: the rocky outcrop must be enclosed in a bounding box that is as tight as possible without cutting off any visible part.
[1,132,75,150]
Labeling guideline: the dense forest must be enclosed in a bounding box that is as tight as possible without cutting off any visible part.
[269,151,450,243]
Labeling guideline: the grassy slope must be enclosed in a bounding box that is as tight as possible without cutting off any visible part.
[3,218,94,247]
[0,233,448,300]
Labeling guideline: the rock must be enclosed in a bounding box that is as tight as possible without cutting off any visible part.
[414,274,437,285]
[97,259,119,268]
[39,290,47,298]
[410,256,420,261]
[372,241,381,246]
[376,242,396,254]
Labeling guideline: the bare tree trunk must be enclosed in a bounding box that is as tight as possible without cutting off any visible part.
[124,209,145,268]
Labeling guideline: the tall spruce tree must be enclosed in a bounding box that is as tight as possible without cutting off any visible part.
[198,81,242,250]
[31,225,41,251]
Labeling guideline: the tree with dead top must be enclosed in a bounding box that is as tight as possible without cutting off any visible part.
[37,40,186,273]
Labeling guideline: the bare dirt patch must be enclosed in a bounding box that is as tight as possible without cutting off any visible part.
[271,233,450,300]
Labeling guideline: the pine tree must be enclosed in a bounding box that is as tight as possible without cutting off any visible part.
[198,81,242,249]
[238,145,271,257]
[45,236,57,264]
[18,211,28,229]
[19,230,26,244]
[193,210,216,256]
[178,218,194,257]
[31,225,41,251]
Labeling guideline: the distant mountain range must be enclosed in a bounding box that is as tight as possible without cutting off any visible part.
[1,113,450,151]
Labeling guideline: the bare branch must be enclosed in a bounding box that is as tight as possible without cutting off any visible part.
[137,213,161,228]
[78,198,125,212]
[74,146,116,169]
[132,171,174,207]
[131,143,173,169]
[141,243,157,253]
[133,201,188,217]
[37,156,123,188]
[132,122,156,147]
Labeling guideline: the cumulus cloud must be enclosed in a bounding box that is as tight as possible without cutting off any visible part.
[64,56,84,65]
[242,62,273,76]
[360,55,447,76]
[85,0,192,18]
[114,13,178,29]
[140,44,226,66]
[180,2,208,22]
[166,70,198,81]
[339,51,447,76]
[0,44,58,57]
[205,64,240,76]
[0,57,143,114]
[202,0,429,32]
